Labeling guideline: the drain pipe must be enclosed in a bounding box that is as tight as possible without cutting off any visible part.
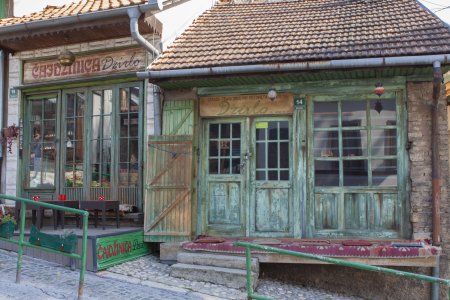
[0,50,4,195]
[152,84,162,136]
[431,60,442,300]
[127,0,162,57]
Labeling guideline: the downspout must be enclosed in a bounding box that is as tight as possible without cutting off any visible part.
[0,50,4,195]
[127,1,163,136]
[431,60,442,300]
[431,60,442,247]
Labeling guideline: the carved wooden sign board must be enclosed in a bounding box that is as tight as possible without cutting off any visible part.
[200,94,294,117]
[23,48,146,84]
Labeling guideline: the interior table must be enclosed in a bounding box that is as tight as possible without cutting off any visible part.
[78,200,120,230]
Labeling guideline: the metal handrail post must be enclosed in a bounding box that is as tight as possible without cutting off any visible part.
[78,212,89,299]
[245,245,252,300]
[15,201,26,283]
[235,241,450,300]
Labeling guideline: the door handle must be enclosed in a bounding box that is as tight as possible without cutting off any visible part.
[240,151,251,172]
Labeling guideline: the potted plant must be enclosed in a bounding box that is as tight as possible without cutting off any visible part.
[0,210,16,239]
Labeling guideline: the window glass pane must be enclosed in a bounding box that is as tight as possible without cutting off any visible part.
[130,87,140,112]
[209,159,218,174]
[219,158,230,174]
[130,113,139,137]
[220,141,230,156]
[370,99,396,126]
[256,128,265,141]
[210,124,219,139]
[315,160,339,186]
[279,121,289,140]
[372,159,397,186]
[120,88,129,112]
[268,142,278,168]
[256,142,266,168]
[120,138,128,162]
[268,122,278,140]
[268,171,278,180]
[256,170,265,181]
[221,124,230,138]
[103,116,111,139]
[231,140,240,157]
[342,129,367,157]
[209,141,218,157]
[314,130,338,158]
[343,159,368,186]
[280,142,289,168]
[92,91,101,116]
[232,123,240,138]
[280,171,289,181]
[371,129,397,156]
[342,101,366,127]
[103,90,113,115]
[314,101,338,128]
[232,159,240,174]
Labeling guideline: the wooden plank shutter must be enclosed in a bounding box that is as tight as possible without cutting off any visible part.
[144,100,194,242]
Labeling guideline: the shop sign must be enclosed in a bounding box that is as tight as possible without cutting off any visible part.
[23,48,146,84]
[96,230,149,270]
[200,93,293,117]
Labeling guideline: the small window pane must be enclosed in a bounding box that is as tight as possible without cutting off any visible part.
[315,160,339,186]
[268,142,278,168]
[231,140,240,157]
[314,102,338,128]
[256,128,266,141]
[314,131,338,158]
[221,124,230,138]
[268,171,278,180]
[343,159,368,186]
[279,121,289,140]
[232,123,240,138]
[256,143,266,168]
[220,159,230,174]
[210,141,218,157]
[372,159,397,186]
[370,99,396,126]
[220,141,230,156]
[280,142,289,168]
[342,101,366,127]
[256,171,266,180]
[342,129,367,157]
[210,124,219,138]
[209,159,218,174]
[268,122,278,140]
[371,129,397,156]
[280,171,289,180]
[232,159,240,174]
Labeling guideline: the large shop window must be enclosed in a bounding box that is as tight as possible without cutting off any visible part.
[310,95,405,238]
[313,99,397,187]
[25,83,143,208]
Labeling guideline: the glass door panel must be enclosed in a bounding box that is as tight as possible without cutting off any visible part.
[119,86,140,205]
[27,96,58,189]
[90,89,113,200]
[63,92,85,200]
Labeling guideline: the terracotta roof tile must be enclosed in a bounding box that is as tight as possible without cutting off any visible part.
[0,0,147,26]
[150,0,450,71]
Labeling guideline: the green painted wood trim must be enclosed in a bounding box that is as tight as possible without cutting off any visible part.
[19,75,139,93]
[198,78,407,97]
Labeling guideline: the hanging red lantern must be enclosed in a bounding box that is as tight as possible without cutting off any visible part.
[374,82,385,97]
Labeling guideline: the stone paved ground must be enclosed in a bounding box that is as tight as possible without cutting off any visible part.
[104,254,362,300]
[0,249,207,300]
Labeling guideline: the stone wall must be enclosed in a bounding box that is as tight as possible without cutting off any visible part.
[2,35,159,202]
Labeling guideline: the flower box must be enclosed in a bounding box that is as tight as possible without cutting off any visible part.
[0,221,15,239]
[29,225,78,253]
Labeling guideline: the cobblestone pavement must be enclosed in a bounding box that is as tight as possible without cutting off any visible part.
[0,249,208,300]
[105,254,362,300]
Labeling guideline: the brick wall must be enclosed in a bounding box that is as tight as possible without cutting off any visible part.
[3,35,159,202]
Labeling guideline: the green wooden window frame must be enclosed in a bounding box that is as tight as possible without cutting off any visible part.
[307,91,409,239]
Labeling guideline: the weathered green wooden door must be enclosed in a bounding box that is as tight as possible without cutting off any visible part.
[202,119,247,236]
[250,118,293,237]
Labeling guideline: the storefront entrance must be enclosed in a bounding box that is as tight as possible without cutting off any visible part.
[201,117,294,237]
[23,82,144,208]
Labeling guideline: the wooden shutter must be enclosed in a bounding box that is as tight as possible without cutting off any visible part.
[144,100,194,242]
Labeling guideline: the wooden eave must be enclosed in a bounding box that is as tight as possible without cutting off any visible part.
[0,15,161,53]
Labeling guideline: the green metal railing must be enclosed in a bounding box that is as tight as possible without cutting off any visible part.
[0,194,89,300]
[234,241,450,300]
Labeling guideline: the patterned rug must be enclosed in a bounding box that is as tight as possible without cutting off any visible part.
[182,237,440,258]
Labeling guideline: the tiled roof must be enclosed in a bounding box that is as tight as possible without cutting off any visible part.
[0,0,147,27]
[150,0,450,71]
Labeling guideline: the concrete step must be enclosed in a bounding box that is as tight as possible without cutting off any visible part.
[177,252,259,273]
[170,263,258,290]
